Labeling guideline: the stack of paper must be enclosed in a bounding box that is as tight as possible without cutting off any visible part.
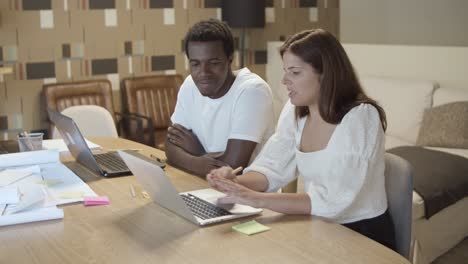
[0,150,97,227]
[0,183,64,226]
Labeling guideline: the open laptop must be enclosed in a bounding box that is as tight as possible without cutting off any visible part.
[119,150,263,226]
[47,108,131,177]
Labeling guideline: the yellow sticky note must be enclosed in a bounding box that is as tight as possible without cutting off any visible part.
[37,179,63,187]
[232,220,270,236]
[59,191,84,199]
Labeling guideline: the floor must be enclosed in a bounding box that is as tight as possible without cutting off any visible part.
[432,237,468,264]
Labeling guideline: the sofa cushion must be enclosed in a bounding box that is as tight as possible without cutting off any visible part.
[388,146,468,218]
[416,102,468,148]
[412,147,468,220]
[360,76,437,144]
[433,87,468,106]
[412,147,468,219]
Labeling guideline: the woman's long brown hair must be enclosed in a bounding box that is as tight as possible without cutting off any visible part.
[280,29,387,131]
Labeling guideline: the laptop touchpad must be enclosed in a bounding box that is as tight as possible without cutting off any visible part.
[191,189,262,215]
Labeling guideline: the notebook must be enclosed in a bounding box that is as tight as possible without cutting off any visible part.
[47,108,130,177]
[119,151,262,226]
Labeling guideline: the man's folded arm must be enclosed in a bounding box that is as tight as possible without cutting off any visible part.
[217,139,258,171]
[165,138,228,177]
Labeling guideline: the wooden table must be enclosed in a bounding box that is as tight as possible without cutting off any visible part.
[0,138,410,264]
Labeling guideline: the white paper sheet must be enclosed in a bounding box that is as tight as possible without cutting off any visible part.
[5,186,46,215]
[1,163,97,206]
[42,139,101,152]
[0,186,19,204]
[0,150,97,226]
[0,206,64,227]
[0,150,59,168]
[0,165,41,187]
[40,162,97,205]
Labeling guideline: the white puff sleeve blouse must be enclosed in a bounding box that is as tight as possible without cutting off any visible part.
[245,101,387,224]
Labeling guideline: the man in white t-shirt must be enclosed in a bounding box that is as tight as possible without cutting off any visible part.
[165,19,275,177]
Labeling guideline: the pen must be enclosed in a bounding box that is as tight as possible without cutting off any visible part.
[21,131,35,151]
[232,166,243,175]
[129,184,136,198]
[1,204,7,216]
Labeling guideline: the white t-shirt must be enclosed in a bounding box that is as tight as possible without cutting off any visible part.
[245,101,387,223]
[171,68,275,162]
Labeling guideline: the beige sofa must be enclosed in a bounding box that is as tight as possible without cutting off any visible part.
[360,76,468,264]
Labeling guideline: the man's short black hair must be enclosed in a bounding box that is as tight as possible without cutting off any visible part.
[184,18,234,59]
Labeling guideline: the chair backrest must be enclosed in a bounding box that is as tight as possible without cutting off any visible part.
[43,79,116,138]
[121,74,183,129]
[44,79,115,119]
[52,105,118,139]
[384,153,413,259]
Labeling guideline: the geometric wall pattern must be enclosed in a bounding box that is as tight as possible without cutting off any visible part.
[0,0,339,134]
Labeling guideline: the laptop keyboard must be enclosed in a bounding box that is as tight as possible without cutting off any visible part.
[94,152,129,172]
[180,193,232,220]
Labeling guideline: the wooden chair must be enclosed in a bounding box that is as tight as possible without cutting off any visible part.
[282,153,414,259]
[121,74,183,150]
[43,79,148,140]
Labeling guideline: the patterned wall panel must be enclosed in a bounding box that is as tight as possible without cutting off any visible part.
[0,0,338,134]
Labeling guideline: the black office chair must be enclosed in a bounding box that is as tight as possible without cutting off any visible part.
[384,153,414,259]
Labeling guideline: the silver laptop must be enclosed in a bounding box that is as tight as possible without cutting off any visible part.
[47,108,131,177]
[119,151,263,226]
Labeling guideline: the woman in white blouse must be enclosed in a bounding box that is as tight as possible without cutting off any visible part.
[207,29,395,250]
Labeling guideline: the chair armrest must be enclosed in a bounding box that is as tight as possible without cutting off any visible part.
[115,112,155,147]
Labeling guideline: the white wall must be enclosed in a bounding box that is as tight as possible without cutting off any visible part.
[340,0,468,47]
[343,44,468,90]
[266,42,288,121]
[339,0,468,90]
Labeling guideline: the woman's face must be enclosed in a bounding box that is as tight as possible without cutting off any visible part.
[281,50,321,107]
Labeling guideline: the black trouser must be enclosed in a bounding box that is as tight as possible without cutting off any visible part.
[343,210,396,251]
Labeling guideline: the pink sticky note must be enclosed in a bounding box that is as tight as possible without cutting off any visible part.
[83,196,110,206]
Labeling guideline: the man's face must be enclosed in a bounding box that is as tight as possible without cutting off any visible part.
[187,41,232,98]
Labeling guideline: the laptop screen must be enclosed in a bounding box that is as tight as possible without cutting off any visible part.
[47,108,103,175]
